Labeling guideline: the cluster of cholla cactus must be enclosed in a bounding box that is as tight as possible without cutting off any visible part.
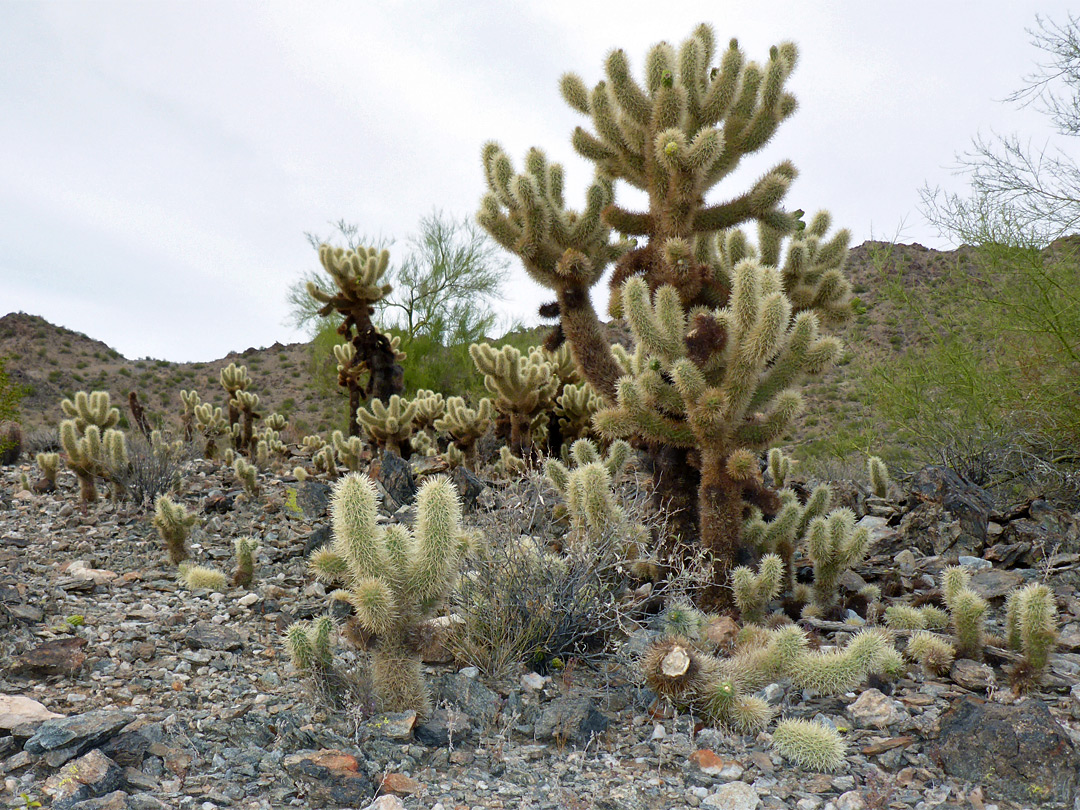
[308,245,404,435]
[286,616,335,677]
[1005,581,1059,680]
[433,397,495,471]
[35,451,60,492]
[59,391,128,503]
[470,343,559,458]
[153,494,197,565]
[640,611,898,736]
[304,472,471,715]
[544,438,645,556]
[357,394,418,456]
[477,23,855,604]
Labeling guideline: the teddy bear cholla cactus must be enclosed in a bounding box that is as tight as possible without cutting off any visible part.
[433,397,494,471]
[469,342,558,457]
[307,472,470,716]
[1005,582,1058,673]
[153,495,197,565]
[356,394,418,456]
[477,24,854,605]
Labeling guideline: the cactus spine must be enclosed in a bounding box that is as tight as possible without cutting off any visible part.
[153,495,197,565]
[477,25,854,605]
[308,473,469,715]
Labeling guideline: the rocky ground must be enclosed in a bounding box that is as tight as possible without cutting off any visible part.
[2,455,1080,810]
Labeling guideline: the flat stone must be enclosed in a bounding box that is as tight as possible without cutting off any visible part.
[704,616,740,650]
[434,672,502,725]
[949,659,996,692]
[10,637,88,677]
[533,696,609,745]
[968,568,1023,600]
[63,791,136,809]
[368,451,416,510]
[379,772,420,795]
[24,710,133,757]
[0,694,64,730]
[414,707,472,746]
[367,711,417,740]
[702,780,760,809]
[847,689,909,728]
[283,749,375,808]
[932,695,1079,805]
[184,621,243,651]
[298,480,332,520]
[43,749,125,810]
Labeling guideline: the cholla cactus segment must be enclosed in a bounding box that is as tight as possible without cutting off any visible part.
[356,394,418,456]
[312,445,337,476]
[233,536,260,588]
[941,566,972,603]
[308,547,349,583]
[768,448,792,488]
[919,606,950,631]
[1005,582,1058,671]
[330,473,382,580]
[883,605,927,631]
[867,456,890,498]
[660,603,708,640]
[153,495,197,565]
[302,434,327,452]
[788,628,893,694]
[179,563,228,592]
[732,553,784,623]
[806,508,869,612]
[905,631,955,675]
[61,390,120,433]
[37,451,60,484]
[771,718,846,771]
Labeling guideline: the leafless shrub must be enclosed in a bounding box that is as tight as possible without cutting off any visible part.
[110,434,195,508]
[24,427,59,455]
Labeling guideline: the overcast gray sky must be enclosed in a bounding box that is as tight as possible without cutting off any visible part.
[1,1,1072,362]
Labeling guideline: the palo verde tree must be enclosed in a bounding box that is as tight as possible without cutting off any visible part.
[477,23,854,604]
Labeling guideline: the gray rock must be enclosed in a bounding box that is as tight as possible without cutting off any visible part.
[533,696,609,745]
[184,621,243,651]
[24,710,133,757]
[932,695,1079,805]
[968,567,1024,600]
[450,465,485,511]
[303,525,332,557]
[369,451,416,510]
[44,749,125,810]
[298,480,332,520]
[283,749,375,808]
[847,689,908,728]
[434,672,503,725]
[414,707,473,746]
[702,781,760,809]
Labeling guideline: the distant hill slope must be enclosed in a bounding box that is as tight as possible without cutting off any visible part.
[5,237,1068,462]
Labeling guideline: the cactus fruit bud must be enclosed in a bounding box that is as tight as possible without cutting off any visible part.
[771,718,845,771]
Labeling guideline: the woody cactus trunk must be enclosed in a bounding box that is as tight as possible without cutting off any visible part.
[477,24,853,605]
[309,246,404,436]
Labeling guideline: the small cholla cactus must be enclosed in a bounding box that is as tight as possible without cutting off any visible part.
[286,616,335,676]
[771,718,846,772]
[732,553,784,623]
[233,536,259,588]
[942,566,987,660]
[768,448,793,488]
[36,452,60,489]
[641,636,720,704]
[867,455,890,498]
[1005,582,1058,673]
[433,397,494,471]
[308,473,471,716]
[193,402,230,460]
[356,394,418,456]
[153,495,197,565]
[312,444,337,476]
[219,362,252,434]
[469,342,558,457]
[61,390,120,433]
[786,628,894,693]
[331,430,365,473]
[231,390,261,456]
[805,508,869,615]
[179,562,228,591]
[179,389,201,442]
[883,604,928,631]
[233,456,259,497]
